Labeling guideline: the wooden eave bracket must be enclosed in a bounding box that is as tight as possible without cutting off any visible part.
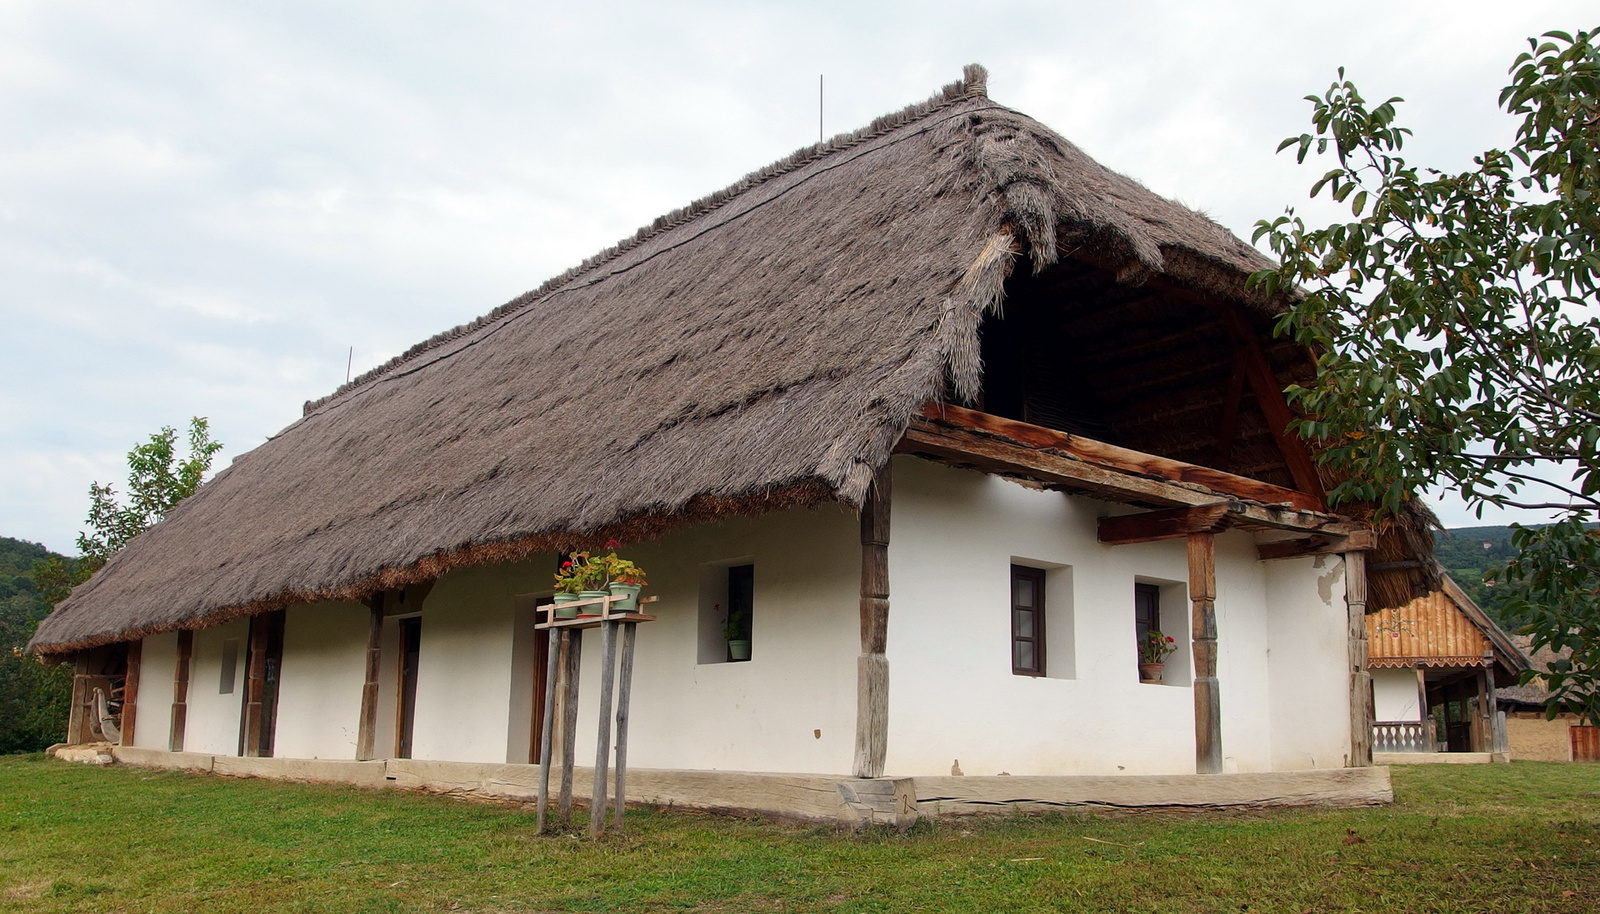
[1255,529,1377,561]
[899,404,1360,537]
[1098,505,1232,545]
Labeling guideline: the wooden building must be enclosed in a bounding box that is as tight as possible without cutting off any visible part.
[31,66,1436,820]
[1367,577,1527,760]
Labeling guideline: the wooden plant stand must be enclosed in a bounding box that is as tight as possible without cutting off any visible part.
[534,593,657,837]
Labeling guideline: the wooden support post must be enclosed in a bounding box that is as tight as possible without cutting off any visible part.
[241,614,269,757]
[558,629,582,826]
[356,597,384,760]
[67,653,91,745]
[1415,665,1433,752]
[589,620,620,838]
[170,631,192,752]
[854,462,891,779]
[1483,650,1502,755]
[1189,532,1222,774]
[535,614,562,834]
[120,639,143,748]
[1345,550,1373,767]
[613,622,638,833]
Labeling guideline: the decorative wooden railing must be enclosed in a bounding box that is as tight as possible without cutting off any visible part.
[1373,720,1430,753]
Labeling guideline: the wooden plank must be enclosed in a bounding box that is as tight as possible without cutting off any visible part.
[241,614,269,758]
[613,622,638,833]
[1257,530,1376,560]
[558,629,582,826]
[356,597,383,761]
[169,631,192,752]
[590,619,620,838]
[917,403,1322,512]
[914,767,1393,813]
[1345,551,1373,767]
[1416,667,1433,752]
[1098,505,1230,545]
[535,610,562,834]
[120,639,142,748]
[67,653,90,745]
[1189,533,1222,774]
[897,421,1357,536]
[854,462,891,779]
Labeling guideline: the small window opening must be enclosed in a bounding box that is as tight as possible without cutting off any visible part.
[698,560,755,664]
[1011,565,1045,676]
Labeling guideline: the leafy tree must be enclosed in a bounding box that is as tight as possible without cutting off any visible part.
[0,538,72,753]
[77,417,223,570]
[1251,29,1600,725]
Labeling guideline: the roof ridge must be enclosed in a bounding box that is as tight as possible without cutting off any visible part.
[303,64,990,417]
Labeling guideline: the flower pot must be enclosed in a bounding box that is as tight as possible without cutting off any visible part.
[608,582,644,612]
[552,592,582,619]
[578,590,610,617]
[1138,662,1165,683]
[727,639,752,662]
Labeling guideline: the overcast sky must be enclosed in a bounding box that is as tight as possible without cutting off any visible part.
[2,1,1590,553]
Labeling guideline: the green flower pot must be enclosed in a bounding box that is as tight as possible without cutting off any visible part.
[579,590,610,616]
[608,582,644,612]
[552,592,582,619]
[728,639,751,662]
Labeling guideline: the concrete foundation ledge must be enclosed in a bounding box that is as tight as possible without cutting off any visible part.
[1375,751,1502,765]
[914,767,1393,816]
[98,749,1390,825]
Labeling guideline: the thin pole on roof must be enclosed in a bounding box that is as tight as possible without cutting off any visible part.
[819,74,823,143]
[346,346,353,384]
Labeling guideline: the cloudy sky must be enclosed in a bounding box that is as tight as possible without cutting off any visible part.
[1,1,1590,553]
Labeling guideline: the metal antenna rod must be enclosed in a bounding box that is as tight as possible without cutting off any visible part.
[819,74,823,143]
[346,346,353,384]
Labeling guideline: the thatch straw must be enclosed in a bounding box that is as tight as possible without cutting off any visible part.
[31,65,1360,654]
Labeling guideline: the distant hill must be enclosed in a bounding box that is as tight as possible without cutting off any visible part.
[0,536,73,753]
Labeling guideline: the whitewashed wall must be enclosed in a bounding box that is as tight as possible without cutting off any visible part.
[131,631,178,750]
[885,456,1351,776]
[183,616,249,755]
[1373,668,1422,722]
[272,601,368,759]
[1265,552,1352,768]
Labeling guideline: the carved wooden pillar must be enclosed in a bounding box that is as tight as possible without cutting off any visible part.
[356,595,384,760]
[1188,532,1222,774]
[120,639,143,747]
[1345,550,1373,766]
[169,631,192,752]
[854,462,891,779]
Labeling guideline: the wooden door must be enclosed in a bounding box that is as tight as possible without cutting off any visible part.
[396,617,422,759]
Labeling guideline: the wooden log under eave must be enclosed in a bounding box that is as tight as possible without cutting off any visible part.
[241,614,270,758]
[120,639,143,748]
[1188,532,1222,774]
[1344,551,1373,767]
[169,630,192,752]
[853,462,891,779]
[357,598,383,760]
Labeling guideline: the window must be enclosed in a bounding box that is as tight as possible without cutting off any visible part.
[1135,582,1161,646]
[1011,565,1045,676]
[698,559,755,664]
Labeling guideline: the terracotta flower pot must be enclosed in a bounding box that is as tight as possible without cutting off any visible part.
[1138,661,1165,683]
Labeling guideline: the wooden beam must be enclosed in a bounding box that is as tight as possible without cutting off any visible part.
[120,639,143,748]
[898,419,1361,537]
[169,631,192,752]
[1189,533,1222,774]
[919,403,1323,512]
[1098,505,1231,545]
[67,653,90,745]
[356,596,383,761]
[241,614,269,758]
[1256,529,1377,561]
[1345,551,1373,767]
[854,461,891,779]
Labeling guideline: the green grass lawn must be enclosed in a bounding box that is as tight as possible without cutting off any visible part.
[1,756,1596,913]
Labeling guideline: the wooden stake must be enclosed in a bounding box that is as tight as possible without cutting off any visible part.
[169,631,192,752]
[241,614,269,758]
[1189,532,1222,774]
[1345,550,1372,766]
[854,462,891,779]
[558,629,581,826]
[357,597,383,760]
[535,613,562,834]
[1415,665,1432,752]
[589,619,620,838]
[120,639,143,748]
[613,621,639,833]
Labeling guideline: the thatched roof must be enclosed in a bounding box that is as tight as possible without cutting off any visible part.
[31,65,1402,654]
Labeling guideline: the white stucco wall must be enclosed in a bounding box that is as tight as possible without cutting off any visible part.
[132,631,178,750]
[885,456,1351,776]
[1265,553,1352,768]
[183,616,249,756]
[1373,668,1422,722]
[408,565,520,764]
[272,601,368,759]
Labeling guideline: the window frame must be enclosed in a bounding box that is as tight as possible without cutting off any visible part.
[1010,565,1046,676]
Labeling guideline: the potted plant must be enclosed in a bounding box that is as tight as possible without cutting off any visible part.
[723,602,751,661]
[551,553,588,618]
[599,545,648,612]
[1139,630,1177,682]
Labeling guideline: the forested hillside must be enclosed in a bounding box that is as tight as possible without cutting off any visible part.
[0,536,72,753]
